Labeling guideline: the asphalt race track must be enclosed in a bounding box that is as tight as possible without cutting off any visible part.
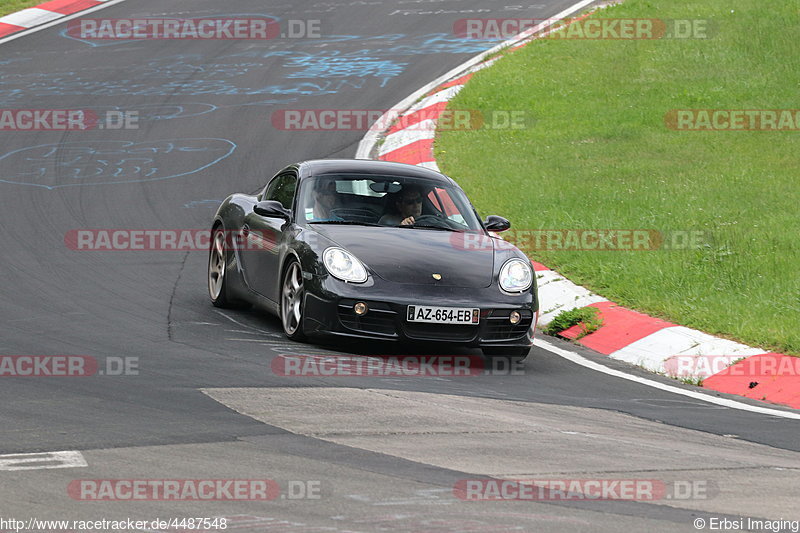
[1,1,799,531]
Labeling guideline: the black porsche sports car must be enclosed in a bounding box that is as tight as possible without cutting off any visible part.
[208,159,538,359]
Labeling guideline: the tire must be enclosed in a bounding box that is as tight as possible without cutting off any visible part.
[208,226,250,309]
[208,226,233,308]
[280,260,307,341]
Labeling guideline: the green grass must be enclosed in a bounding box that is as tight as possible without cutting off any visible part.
[0,0,42,17]
[438,0,800,356]
[676,376,705,387]
[543,306,603,339]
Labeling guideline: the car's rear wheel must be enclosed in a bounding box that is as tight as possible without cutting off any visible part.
[208,227,232,307]
[281,260,306,340]
[208,226,250,309]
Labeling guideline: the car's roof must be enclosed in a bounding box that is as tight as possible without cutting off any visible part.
[295,159,455,185]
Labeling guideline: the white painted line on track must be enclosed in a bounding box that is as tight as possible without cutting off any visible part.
[535,337,800,420]
[0,450,87,471]
[0,0,127,45]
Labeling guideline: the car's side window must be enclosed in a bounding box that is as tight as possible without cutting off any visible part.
[264,172,298,211]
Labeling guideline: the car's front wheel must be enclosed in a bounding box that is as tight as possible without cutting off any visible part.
[281,260,306,340]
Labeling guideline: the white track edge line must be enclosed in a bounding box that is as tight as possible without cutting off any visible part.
[535,337,800,420]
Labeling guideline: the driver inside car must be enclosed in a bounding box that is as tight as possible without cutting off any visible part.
[306,179,344,222]
[379,186,423,226]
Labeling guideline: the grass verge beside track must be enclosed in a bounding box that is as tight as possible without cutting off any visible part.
[437,0,800,355]
[0,0,41,17]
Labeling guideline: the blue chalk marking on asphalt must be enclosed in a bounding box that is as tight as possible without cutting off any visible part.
[235,98,299,107]
[395,33,504,55]
[1,32,503,102]
[122,100,299,118]
[59,13,284,48]
[283,51,407,87]
[254,81,352,95]
[0,139,236,190]
[0,67,325,98]
[139,103,217,120]
[0,57,30,66]
[75,103,219,122]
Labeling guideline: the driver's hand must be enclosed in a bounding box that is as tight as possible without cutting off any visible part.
[400,216,415,226]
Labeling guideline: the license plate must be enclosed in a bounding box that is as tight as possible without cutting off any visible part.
[407,305,480,324]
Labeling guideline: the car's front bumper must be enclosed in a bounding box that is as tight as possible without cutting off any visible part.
[302,275,537,349]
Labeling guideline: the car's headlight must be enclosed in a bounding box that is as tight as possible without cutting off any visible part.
[323,247,368,283]
[499,258,532,293]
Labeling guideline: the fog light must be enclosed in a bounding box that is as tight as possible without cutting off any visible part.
[354,302,368,315]
[509,310,521,324]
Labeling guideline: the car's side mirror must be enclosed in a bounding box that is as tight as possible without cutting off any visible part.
[254,200,291,220]
[484,215,511,232]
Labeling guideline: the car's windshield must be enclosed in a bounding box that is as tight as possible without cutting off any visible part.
[298,174,483,231]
